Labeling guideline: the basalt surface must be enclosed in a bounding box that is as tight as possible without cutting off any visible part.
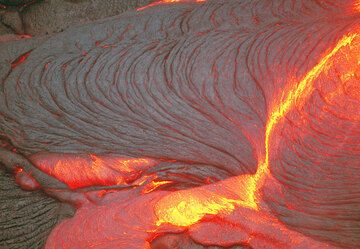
[0,0,157,36]
[0,0,359,248]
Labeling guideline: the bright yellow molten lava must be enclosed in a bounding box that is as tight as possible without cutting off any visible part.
[162,0,205,2]
[356,1,360,12]
[155,191,236,227]
[253,32,358,193]
[154,32,358,227]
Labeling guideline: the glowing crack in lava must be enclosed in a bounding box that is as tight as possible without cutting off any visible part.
[137,0,205,11]
[154,31,359,227]
[11,50,32,69]
[29,153,158,189]
[161,0,205,2]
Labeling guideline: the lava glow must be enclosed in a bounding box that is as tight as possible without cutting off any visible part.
[154,31,359,227]
[142,180,173,194]
[155,191,235,227]
[161,0,205,2]
[356,1,360,12]
[325,32,360,117]
[11,50,32,69]
[30,153,157,189]
[137,0,205,11]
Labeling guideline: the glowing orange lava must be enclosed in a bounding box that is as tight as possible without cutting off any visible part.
[321,33,360,122]
[154,31,359,227]
[11,50,32,69]
[142,180,173,194]
[355,1,360,12]
[30,153,157,189]
[137,0,205,11]
[161,0,205,2]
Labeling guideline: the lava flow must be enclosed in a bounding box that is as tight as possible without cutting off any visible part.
[17,21,360,249]
[29,153,158,189]
[153,31,359,228]
[356,1,360,12]
[137,0,205,11]
[11,50,33,69]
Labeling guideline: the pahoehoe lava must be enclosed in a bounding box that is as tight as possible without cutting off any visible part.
[0,0,359,248]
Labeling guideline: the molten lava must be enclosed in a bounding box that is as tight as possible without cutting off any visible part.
[161,0,205,2]
[137,0,205,11]
[153,31,359,228]
[356,1,360,12]
[3,2,357,248]
[30,153,158,189]
[142,180,173,194]
[11,50,32,69]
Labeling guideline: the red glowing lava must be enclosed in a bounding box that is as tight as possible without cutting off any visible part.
[1,1,354,248]
[137,0,205,11]
[42,23,359,249]
[355,1,360,12]
[11,50,32,69]
[153,30,359,228]
[30,153,158,189]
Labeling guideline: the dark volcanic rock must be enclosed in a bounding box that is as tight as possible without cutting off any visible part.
[0,167,73,249]
[0,10,23,34]
[21,0,156,35]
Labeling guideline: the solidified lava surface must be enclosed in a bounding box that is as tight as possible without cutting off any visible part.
[0,0,359,248]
